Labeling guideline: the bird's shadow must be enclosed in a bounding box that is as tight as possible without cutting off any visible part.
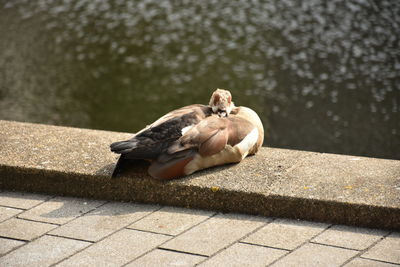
[97,153,255,180]
[96,159,150,178]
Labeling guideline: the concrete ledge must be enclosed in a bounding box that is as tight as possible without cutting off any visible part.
[0,120,399,230]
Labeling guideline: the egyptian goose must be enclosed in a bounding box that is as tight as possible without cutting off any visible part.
[148,106,264,179]
[110,90,264,179]
[110,89,235,177]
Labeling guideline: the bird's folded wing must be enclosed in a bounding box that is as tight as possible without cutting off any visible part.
[167,116,229,156]
[140,104,209,133]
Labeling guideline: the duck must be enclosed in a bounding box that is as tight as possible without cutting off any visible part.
[110,89,235,177]
[110,89,264,179]
[148,105,264,179]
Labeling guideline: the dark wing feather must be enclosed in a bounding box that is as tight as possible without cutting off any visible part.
[110,104,212,158]
[110,104,212,177]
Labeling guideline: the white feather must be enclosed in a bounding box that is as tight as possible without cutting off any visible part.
[235,128,258,159]
[181,125,194,135]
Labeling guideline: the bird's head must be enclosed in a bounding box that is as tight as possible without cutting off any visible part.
[209,88,235,117]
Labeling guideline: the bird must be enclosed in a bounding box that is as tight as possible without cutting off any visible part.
[110,89,264,179]
[110,89,236,177]
[148,105,264,179]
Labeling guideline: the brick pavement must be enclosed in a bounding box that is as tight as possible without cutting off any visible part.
[0,191,398,267]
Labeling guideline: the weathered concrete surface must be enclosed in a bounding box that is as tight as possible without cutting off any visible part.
[0,120,399,229]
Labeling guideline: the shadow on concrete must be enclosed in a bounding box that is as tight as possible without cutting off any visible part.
[95,163,115,177]
[97,157,239,183]
[36,193,270,223]
[99,159,150,179]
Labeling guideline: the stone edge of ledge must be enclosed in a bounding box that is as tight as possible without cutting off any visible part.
[0,162,399,230]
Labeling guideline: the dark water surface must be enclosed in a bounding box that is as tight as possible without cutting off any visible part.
[1,0,399,159]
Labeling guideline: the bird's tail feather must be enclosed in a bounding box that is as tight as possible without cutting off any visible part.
[110,140,138,154]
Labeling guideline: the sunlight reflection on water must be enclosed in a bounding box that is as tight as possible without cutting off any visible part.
[0,0,399,158]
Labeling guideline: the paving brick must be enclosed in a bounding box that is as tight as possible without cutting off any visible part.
[49,202,157,242]
[271,243,358,267]
[362,232,400,264]
[128,248,206,266]
[129,206,214,236]
[0,235,90,267]
[0,218,57,241]
[344,257,399,267]
[161,213,268,256]
[18,196,105,225]
[0,206,22,222]
[312,225,388,250]
[0,191,50,209]
[243,219,328,250]
[200,242,287,267]
[57,229,170,266]
[0,237,25,256]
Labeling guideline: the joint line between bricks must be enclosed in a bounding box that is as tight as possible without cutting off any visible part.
[49,204,164,267]
[121,211,218,266]
[0,235,28,243]
[12,197,111,227]
[194,216,274,266]
[308,223,334,242]
[239,241,291,252]
[0,191,55,211]
[15,217,62,226]
[0,204,27,211]
[0,193,58,258]
[0,214,67,259]
[123,203,163,224]
[308,241,360,251]
[45,233,95,244]
[357,256,400,266]
[157,247,209,257]
[265,222,333,266]
[0,208,24,224]
[339,230,395,267]
[124,227,173,237]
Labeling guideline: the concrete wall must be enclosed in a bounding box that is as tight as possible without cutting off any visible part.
[0,120,399,229]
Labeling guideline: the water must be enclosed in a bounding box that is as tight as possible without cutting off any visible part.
[1,0,399,159]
